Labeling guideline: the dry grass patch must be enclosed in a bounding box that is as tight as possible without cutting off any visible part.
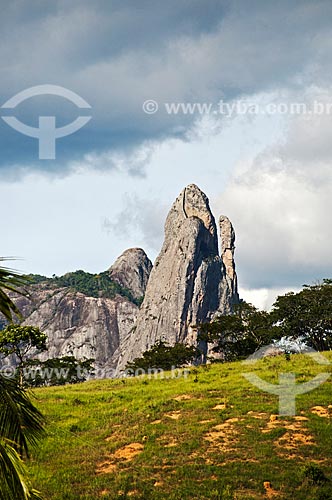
[263,481,280,498]
[245,412,316,460]
[247,411,269,419]
[164,410,182,420]
[157,436,178,448]
[99,489,110,496]
[276,431,314,450]
[96,442,144,474]
[204,417,243,452]
[173,394,193,401]
[261,414,309,434]
[212,403,227,410]
[311,405,332,418]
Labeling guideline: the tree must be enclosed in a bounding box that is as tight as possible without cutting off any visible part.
[0,375,44,500]
[23,356,95,387]
[0,325,47,386]
[0,259,44,499]
[126,340,198,374]
[270,279,332,351]
[196,301,278,361]
[0,259,29,323]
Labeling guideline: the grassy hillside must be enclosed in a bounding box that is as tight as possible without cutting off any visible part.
[28,353,332,500]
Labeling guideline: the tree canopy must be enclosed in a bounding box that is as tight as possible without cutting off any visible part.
[196,279,332,361]
[126,340,198,374]
[196,301,278,361]
[270,279,332,351]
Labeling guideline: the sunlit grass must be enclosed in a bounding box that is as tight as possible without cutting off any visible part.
[28,352,332,499]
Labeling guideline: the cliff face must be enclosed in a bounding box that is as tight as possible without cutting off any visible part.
[108,248,152,301]
[22,290,137,372]
[115,184,238,373]
[5,248,152,374]
[2,185,238,377]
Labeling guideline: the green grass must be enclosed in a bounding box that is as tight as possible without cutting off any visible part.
[27,353,332,499]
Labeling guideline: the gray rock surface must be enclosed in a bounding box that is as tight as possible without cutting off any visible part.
[109,248,152,300]
[2,251,152,375]
[219,214,238,298]
[1,185,238,378]
[115,184,238,373]
[7,284,139,375]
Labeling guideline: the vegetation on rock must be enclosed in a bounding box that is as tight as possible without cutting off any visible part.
[26,270,142,305]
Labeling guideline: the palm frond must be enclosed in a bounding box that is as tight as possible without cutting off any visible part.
[0,375,45,457]
[0,438,42,500]
[0,259,30,323]
[0,289,22,323]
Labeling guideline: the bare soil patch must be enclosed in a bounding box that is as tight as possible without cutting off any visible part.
[96,442,144,474]
[311,405,332,418]
[204,418,243,452]
[164,410,182,420]
[173,394,193,401]
[263,481,280,498]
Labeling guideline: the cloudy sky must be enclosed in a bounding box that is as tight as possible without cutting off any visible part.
[1,0,332,309]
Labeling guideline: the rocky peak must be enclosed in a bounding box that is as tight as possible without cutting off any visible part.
[219,215,237,287]
[164,184,217,249]
[108,248,152,300]
[115,184,239,373]
[3,186,239,378]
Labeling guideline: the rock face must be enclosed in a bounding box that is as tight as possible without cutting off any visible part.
[219,215,237,287]
[115,184,238,373]
[22,290,138,372]
[109,248,152,300]
[4,248,152,375]
[1,185,238,377]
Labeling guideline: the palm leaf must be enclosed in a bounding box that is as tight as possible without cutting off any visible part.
[0,258,44,498]
[0,375,45,457]
[0,259,30,323]
[0,438,42,500]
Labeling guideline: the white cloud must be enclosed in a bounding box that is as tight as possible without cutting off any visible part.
[239,286,302,311]
[1,1,332,313]
[216,88,332,290]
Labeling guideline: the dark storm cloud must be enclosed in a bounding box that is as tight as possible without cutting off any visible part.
[1,0,332,176]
